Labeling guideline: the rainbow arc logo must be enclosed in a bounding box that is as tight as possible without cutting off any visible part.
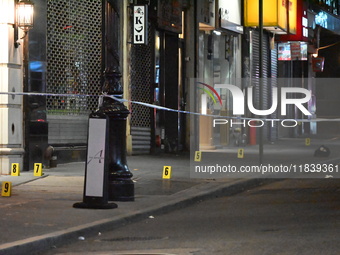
[196,82,222,106]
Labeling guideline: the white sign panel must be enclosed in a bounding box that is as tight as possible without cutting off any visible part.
[218,0,243,33]
[85,118,106,197]
[133,5,148,45]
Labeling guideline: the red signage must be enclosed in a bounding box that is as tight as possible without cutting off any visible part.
[279,0,308,42]
[312,57,325,72]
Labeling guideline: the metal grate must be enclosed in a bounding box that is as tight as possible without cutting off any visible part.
[270,42,278,141]
[46,0,102,115]
[251,30,270,141]
[130,23,153,127]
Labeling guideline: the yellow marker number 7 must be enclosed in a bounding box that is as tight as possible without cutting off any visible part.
[34,163,43,176]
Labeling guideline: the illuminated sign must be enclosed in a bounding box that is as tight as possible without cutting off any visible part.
[302,17,308,38]
[315,11,328,29]
[288,0,297,34]
[315,10,340,34]
[279,0,308,42]
[133,5,148,45]
[218,0,243,33]
[278,42,307,61]
[244,0,288,34]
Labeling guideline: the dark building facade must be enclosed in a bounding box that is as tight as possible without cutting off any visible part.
[5,0,340,174]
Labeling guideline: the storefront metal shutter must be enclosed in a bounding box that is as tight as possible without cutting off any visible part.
[269,42,278,141]
[129,23,153,154]
[46,0,102,115]
[251,30,269,141]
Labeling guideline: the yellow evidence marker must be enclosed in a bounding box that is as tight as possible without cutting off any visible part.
[34,163,43,176]
[305,138,311,146]
[11,163,20,176]
[162,166,172,179]
[237,149,244,158]
[1,182,12,197]
[194,151,202,162]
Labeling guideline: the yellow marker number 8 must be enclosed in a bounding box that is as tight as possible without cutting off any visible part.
[11,163,20,176]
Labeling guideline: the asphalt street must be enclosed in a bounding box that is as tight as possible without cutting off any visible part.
[40,178,340,255]
[1,137,340,255]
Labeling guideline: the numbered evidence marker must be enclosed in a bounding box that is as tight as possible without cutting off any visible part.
[237,149,244,159]
[11,163,20,176]
[162,166,172,179]
[194,151,202,162]
[1,182,12,197]
[305,138,311,146]
[34,163,43,176]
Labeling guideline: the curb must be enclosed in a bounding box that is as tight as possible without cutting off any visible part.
[0,178,275,255]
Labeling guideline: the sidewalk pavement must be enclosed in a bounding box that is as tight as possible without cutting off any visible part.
[1,137,340,255]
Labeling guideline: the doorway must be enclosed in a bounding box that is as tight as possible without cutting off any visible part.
[154,31,185,153]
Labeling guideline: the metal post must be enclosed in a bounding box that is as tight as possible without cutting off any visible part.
[193,0,199,152]
[99,68,134,202]
[23,32,29,171]
[73,67,134,209]
[259,0,264,165]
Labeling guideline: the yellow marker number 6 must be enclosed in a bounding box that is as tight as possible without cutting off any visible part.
[162,166,172,179]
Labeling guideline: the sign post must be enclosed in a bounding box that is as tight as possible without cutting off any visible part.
[73,117,117,209]
[133,5,148,45]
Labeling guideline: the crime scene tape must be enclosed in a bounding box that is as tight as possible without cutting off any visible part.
[1,91,340,123]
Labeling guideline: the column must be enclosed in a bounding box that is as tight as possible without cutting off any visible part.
[0,0,24,174]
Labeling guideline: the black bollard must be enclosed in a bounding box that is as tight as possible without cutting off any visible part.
[97,68,134,201]
[73,67,134,209]
[105,101,134,201]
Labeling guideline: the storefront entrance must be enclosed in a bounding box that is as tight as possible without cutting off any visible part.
[153,31,185,153]
[197,29,242,150]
